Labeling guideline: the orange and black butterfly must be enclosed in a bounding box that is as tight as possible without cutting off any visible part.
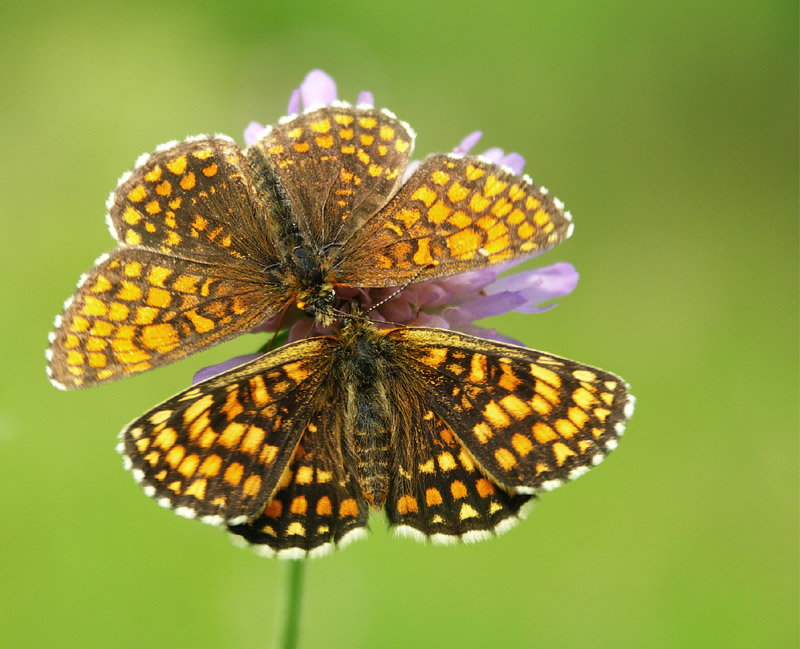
[119,314,633,557]
[46,104,573,389]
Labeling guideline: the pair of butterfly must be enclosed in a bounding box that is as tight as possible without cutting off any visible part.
[47,104,634,558]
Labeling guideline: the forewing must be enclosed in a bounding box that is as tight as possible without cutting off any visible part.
[385,398,534,543]
[49,136,290,389]
[228,411,370,558]
[393,328,634,493]
[338,155,573,287]
[47,248,285,389]
[108,136,274,263]
[247,105,414,247]
[119,337,336,524]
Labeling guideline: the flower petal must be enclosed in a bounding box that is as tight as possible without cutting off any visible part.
[434,268,500,301]
[440,291,527,324]
[357,90,374,106]
[193,353,262,384]
[453,324,524,346]
[244,121,266,147]
[414,312,452,329]
[300,69,337,108]
[480,147,505,164]
[288,318,315,342]
[500,152,525,175]
[286,88,301,114]
[486,262,579,313]
[454,131,482,154]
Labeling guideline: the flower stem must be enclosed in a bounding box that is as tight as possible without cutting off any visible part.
[276,559,306,649]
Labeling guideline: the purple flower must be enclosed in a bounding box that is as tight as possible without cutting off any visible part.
[194,70,578,384]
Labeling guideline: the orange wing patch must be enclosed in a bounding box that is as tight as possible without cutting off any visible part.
[341,154,573,287]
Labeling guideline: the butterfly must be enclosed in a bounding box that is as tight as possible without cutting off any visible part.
[119,314,634,558]
[46,104,573,390]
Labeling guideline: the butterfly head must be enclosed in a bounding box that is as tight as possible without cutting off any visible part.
[295,282,337,326]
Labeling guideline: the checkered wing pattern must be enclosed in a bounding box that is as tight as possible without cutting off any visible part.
[119,338,336,524]
[108,137,274,261]
[248,106,414,247]
[386,407,534,541]
[338,154,573,287]
[47,248,282,388]
[229,411,370,558]
[47,137,289,389]
[393,327,634,493]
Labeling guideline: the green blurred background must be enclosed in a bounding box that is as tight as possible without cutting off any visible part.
[1,1,796,647]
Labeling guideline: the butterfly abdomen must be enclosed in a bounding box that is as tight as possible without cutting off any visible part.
[340,324,394,509]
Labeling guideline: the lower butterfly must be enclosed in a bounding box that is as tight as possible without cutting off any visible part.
[119,316,634,558]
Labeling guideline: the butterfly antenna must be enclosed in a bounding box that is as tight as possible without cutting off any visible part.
[363,261,438,317]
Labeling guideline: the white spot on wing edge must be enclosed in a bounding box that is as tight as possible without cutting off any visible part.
[337,526,368,549]
[174,506,198,520]
[302,102,328,114]
[308,542,335,559]
[134,151,151,169]
[226,514,249,526]
[276,547,309,560]
[185,133,212,144]
[393,525,427,542]
[540,478,563,492]
[153,139,180,154]
[568,465,589,481]
[461,529,492,544]
[48,377,68,391]
[624,395,636,419]
[251,543,277,558]
[200,514,224,526]
[493,499,537,536]
[328,99,352,109]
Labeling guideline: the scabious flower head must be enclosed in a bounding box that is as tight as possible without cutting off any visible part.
[194,69,578,384]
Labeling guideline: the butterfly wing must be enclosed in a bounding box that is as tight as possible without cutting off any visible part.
[48,137,289,389]
[228,408,370,558]
[337,155,573,287]
[390,327,634,494]
[247,106,415,249]
[118,336,337,525]
[383,389,534,543]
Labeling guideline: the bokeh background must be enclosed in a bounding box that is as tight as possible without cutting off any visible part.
[1,1,796,647]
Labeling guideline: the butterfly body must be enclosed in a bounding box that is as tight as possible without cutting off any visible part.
[120,316,633,557]
[337,321,395,509]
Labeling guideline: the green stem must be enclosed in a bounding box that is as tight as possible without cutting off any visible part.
[276,559,306,649]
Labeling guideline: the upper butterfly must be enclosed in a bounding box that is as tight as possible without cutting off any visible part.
[46,104,573,389]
